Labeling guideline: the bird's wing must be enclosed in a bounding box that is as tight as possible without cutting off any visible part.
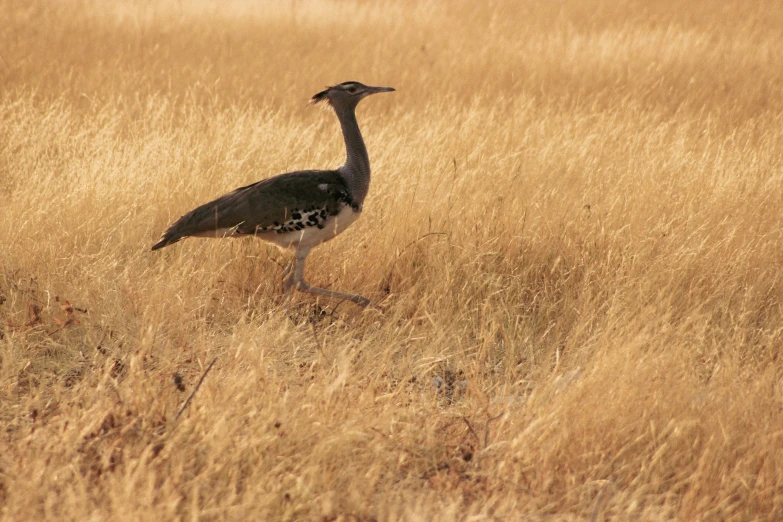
[151,170,352,250]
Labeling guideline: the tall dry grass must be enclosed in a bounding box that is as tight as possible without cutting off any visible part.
[2,0,783,519]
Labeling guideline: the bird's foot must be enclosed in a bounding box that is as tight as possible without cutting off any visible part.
[294,280,373,308]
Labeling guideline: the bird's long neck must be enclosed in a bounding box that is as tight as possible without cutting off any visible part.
[334,104,370,207]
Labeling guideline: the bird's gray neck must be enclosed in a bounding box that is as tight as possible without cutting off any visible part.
[334,104,370,207]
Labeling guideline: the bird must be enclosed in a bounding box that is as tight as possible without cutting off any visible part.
[151,81,395,308]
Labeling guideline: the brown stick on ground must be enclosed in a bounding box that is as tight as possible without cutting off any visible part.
[173,357,218,422]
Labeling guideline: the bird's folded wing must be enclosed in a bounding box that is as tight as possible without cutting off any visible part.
[151,170,349,250]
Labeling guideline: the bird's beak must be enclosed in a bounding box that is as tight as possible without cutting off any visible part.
[367,86,396,95]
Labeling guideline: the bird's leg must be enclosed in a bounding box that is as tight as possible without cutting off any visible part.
[280,258,298,319]
[281,259,296,291]
[291,249,372,308]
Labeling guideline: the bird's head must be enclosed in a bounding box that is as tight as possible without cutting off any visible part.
[310,81,395,109]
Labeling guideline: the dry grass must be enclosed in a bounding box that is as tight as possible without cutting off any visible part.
[2,0,783,519]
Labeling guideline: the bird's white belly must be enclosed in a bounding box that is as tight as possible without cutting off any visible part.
[266,205,361,251]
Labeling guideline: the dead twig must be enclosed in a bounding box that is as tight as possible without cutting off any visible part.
[398,232,449,256]
[483,411,504,448]
[383,232,448,293]
[330,297,348,320]
[461,416,480,443]
[173,357,217,422]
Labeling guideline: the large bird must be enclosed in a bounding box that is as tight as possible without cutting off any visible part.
[151,81,395,307]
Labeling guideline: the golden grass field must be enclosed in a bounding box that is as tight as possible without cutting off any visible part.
[2,0,783,519]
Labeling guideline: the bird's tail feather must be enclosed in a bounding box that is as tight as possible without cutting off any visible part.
[150,232,182,251]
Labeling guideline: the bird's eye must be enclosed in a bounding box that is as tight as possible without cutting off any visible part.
[347,86,358,94]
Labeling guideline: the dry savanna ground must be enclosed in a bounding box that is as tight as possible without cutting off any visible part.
[2,0,783,520]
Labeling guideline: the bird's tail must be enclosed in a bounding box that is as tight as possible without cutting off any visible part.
[150,230,183,251]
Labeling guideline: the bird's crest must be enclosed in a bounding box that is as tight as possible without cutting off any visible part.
[309,88,330,106]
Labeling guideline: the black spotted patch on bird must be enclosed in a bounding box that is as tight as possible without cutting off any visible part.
[262,207,330,234]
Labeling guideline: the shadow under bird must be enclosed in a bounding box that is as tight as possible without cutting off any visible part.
[151,81,395,307]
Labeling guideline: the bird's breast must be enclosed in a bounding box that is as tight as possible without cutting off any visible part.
[261,204,361,251]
